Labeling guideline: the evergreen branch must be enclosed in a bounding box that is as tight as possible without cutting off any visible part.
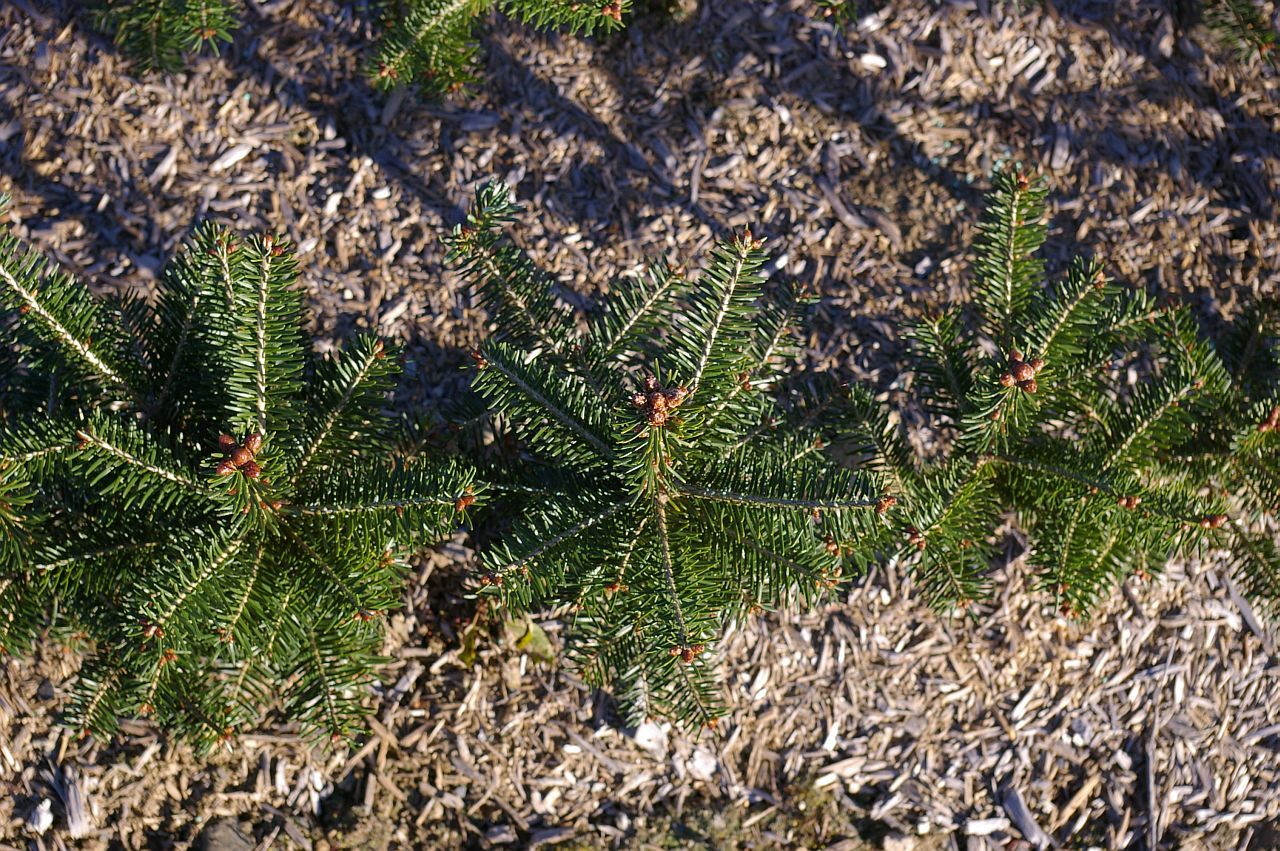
[151,277,205,417]
[34,540,163,572]
[290,336,389,483]
[306,627,343,736]
[475,343,615,460]
[372,0,490,89]
[73,665,122,736]
[1,442,71,466]
[686,238,756,398]
[75,423,205,493]
[1101,380,1199,470]
[153,532,247,630]
[226,582,298,711]
[679,484,878,512]
[669,655,718,727]
[282,528,375,615]
[0,255,137,401]
[590,261,684,359]
[221,541,264,645]
[971,167,1047,345]
[492,500,627,573]
[654,495,690,648]
[250,247,272,433]
[285,494,455,517]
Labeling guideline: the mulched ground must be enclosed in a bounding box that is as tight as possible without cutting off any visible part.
[1,0,1278,848]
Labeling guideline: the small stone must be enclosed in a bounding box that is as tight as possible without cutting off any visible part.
[26,799,53,835]
[630,721,669,756]
[485,824,518,845]
[687,747,718,781]
[882,832,915,851]
[193,818,253,851]
[966,817,1012,836]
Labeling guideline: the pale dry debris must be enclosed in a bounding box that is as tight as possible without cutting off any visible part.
[0,0,1277,848]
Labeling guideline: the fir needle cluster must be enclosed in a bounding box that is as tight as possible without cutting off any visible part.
[1,170,1276,743]
[840,167,1279,620]
[443,182,889,726]
[0,206,478,749]
[81,0,631,94]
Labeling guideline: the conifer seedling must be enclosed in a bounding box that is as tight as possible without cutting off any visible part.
[369,0,631,96]
[89,0,240,72]
[842,168,1279,618]
[0,206,479,749]
[444,182,889,727]
[81,0,632,95]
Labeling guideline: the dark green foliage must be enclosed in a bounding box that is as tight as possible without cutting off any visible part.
[82,0,630,94]
[367,0,630,95]
[1203,0,1278,62]
[0,205,479,750]
[88,0,239,72]
[841,168,1279,618]
[444,182,889,727]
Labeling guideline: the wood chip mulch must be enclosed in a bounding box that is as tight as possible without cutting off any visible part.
[1,0,1277,848]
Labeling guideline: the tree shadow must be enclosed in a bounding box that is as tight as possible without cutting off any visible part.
[3,0,1274,378]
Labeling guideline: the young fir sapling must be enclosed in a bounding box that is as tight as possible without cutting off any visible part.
[840,168,1279,619]
[369,0,631,96]
[0,205,479,749]
[443,182,891,727]
[88,0,240,72]
[81,0,631,95]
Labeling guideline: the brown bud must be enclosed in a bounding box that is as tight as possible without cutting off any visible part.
[1010,349,1024,362]
[1012,362,1036,383]
[876,495,897,515]
[244,432,263,455]
[1029,358,1045,373]
[216,459,237,476]
[1019,378,1038,394]
[241,461,262,479]
[470,350,489,370]
[218,434,237,451]
[455,489,476,512]
[999,373,1017,387]
[230,446,253,468]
